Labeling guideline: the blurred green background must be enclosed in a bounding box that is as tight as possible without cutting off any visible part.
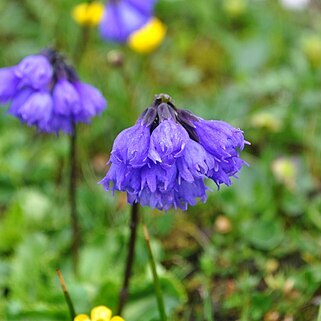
[1,0,321,320]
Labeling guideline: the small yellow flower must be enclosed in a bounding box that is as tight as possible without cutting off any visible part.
[74,315,91,321]
[110,317,125,321]
[128,18,167,54]
[74,306,124,321]
[72,1,104,27]
[91,306,112,321]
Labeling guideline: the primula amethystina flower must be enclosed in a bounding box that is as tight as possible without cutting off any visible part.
[99,0,158,42]
[128,18,166,54]
[72,1,104,27]
[74,305,125,321]
[0,49,106,134]
[100,94,249,211]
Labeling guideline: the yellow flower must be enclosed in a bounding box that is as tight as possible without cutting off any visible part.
[74,306,125,321]
[72,1,104,27]
[128,18,166,54]
[91,306,112,321]
[74,315,91,321]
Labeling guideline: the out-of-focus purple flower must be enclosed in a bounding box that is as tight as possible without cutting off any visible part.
[0,49,107,134]
[100,94,249,211]
[15,55,53,90]
[0,67,19,103]
[99,0,158,42]
[15,91,53,131]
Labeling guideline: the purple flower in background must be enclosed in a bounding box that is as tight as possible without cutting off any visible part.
[100,94,249,211]
[0,49,107,134]
[99,0,158,42]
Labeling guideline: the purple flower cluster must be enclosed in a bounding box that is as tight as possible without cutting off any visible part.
[99,0,158,42]
[100,94,249,211]
[0,49,106,134]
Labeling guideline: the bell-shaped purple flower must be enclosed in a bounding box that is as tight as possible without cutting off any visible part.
[175,178,208,210]
[192,118,249,187]
[53,79,81,116]
[73,82,106,122]
[15,55,53,90]
[141,163,177,193]
[12,91,53,131]
[110,120,151,168]
[9,88,33,116]
[194,119,245,156]
[100,94,249,211]
[99,0,157,42]
[0,49,107,134]
[0,67,19,103]
[126,0,158,14]
[149,119,189,165]
[176,139,216,183]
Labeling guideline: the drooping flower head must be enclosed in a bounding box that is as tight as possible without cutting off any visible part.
[99,0,158,42]
[100,94,249,211]
[0,49,107,134]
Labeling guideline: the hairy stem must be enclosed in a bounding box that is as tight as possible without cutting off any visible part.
[117,203,139,315]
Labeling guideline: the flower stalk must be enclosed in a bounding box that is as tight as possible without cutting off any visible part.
[117,202,140,315]
[68,6,101,273]
[56,269,76,321]
[143,224,167,321]
[69,124,80,273]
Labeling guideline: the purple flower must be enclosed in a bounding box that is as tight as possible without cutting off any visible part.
[100,94,249,211]
[0,49,107,134]
[148,119,189,165]
[110,120,150,168]
[15,55,53,90]
[99,0,157,42]
[14,91,53,131]
[0,67,19,103]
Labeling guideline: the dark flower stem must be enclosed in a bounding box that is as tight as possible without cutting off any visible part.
[143,224,167,321]
[117,203,139,315]
[68,7,93,273]
[56,269,76,321]
[69,125,80,273]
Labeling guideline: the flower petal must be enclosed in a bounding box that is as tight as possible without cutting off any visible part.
[148,119,189,165]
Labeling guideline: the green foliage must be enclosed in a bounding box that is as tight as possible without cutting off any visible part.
[1,0,321,320]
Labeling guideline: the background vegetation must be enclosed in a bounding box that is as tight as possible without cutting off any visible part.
[1,0,321,320]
